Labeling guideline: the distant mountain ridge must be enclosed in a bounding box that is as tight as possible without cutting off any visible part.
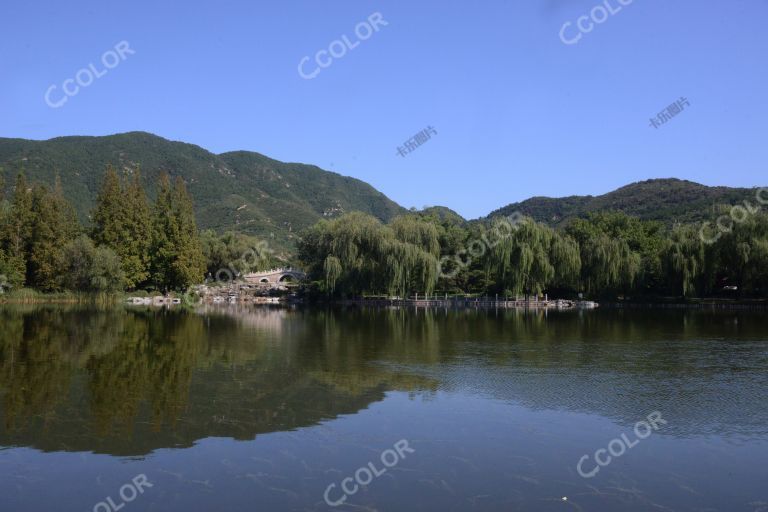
[0,132,762,252]
[0,132,405,252]
[488,178,764,226]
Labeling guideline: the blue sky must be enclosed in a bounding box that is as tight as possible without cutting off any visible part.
[2,0,767,218]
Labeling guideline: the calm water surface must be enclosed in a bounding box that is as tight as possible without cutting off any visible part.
[0,306,767,511]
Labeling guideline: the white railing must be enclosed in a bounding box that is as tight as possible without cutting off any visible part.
[247,267,305,277]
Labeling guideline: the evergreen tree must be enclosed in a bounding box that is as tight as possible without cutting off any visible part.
[91,165,123,248]
[150,174,205,291]
[169,176,205,289]
[150,173,175,291]
[121,169,152,288]
[3,174,33,284]
[91,166,153,289]
[27,182,79,291]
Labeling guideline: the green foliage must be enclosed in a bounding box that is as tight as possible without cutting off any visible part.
[0,132,405,253]
[702,209,768,296]
[487,218,580,297]
[2,133,767,300]
[661,225,703,297]
[298,212,438,297]
[91,166,152,289]
[299,208,768,300]
[0,166,210,295]
[149,175,206,291]
[62,235,125,292]
[200,229,278,278]
[490,178,762,227]
[566,213,645,295]
[26,178,79,291]
[3,174,33,277]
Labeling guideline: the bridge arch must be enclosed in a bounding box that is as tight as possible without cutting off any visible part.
[244,267,307,286]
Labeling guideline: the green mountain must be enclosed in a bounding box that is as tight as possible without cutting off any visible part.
[1,132,763,254]
[0,132,405,253]
[488,178,764,226]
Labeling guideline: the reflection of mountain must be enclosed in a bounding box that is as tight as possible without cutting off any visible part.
[1,306,767,456]
[0,307,434,456]
[368,308,768,439]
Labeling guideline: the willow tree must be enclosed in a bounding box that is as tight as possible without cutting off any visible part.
[662,224,705,297]
[388,215,440,294]
[389,215,440,258]
[489,218,561,297]
[567,212,671,297]
[549,232,582,290]
[708,211,768,295]
[576,234,640,296]
[297,212,438,297]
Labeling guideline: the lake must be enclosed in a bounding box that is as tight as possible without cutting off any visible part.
[0,305,767,511]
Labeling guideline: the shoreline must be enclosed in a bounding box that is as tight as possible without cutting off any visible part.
[3,292,768,310]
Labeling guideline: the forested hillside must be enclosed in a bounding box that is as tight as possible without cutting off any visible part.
[489,179,762,226]
[0,132,404,252]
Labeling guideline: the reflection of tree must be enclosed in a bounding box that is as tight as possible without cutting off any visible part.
[86,313,151,437]
[145,313,205,430]
[1,305,768,455]
[0,309,73,432]
[296,308,442,395]
[86,312,206,436]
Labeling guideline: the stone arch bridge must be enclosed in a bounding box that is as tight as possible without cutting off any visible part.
[243,268,306,286]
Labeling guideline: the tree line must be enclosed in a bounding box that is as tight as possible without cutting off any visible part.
[297,208,768,300]
[3,166,766,301]
[0,167,210,294]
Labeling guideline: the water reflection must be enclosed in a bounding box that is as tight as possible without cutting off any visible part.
[0,306,767,457]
